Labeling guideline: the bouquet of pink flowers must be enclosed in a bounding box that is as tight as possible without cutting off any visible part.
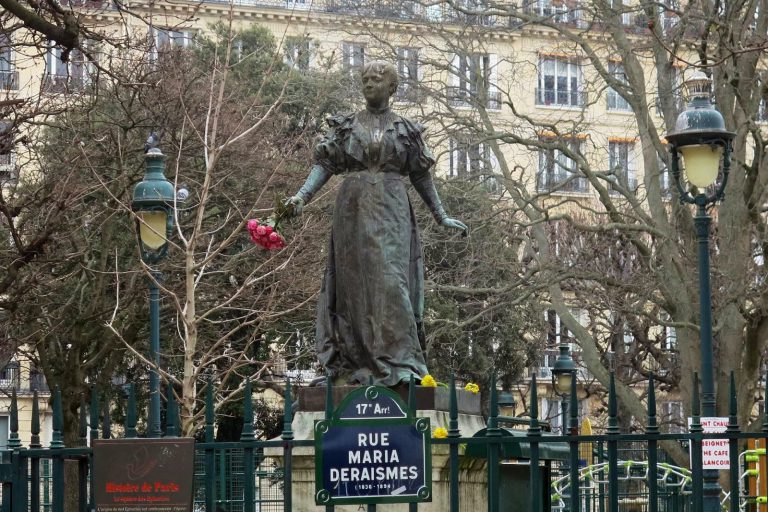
[247,218,286,250]
[246,195,293,251]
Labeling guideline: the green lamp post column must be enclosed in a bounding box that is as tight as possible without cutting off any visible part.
[552,342,576,512]
[132,147,175,438]
[665,71,735,512]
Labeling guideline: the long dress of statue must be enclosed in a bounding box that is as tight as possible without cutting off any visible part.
[287,61,467,387]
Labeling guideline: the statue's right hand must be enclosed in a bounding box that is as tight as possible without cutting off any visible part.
[285,195,305,216]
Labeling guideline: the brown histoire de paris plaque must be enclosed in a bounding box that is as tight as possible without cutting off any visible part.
[93,438,195,512]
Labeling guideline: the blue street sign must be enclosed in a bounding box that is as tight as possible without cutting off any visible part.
[314,386,432,506]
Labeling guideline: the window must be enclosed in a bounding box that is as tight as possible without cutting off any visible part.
[448,139,500,194]
[0,360,20,389]
[620,0,633,25]
[537,57,584,107]
[660,312,677,351]
[527,0,581,25]
[660,0,679,35]
[0,416,7,449]
[149,28,191,63]
[606,62,630,111]
[45,44,91,93]
[538,139,587,193]
[284,0,310,10]
[341,42,364,75]
[622,323,633,353]
[540,398,585,435]
[662,401,685,434]
[284,37,311,71]
[0,151,17,184]
[396,47,420,103]
[658,154,673,197]
[449,53,500,110]
[608,140,637,193]
[0,33,16,90]
[545,309,572,347]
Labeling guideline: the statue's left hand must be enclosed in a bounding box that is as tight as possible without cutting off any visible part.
[440,217,468,237]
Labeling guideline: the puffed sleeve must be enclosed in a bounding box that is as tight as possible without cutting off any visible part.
[314,114,353,174]
[402,119,436,178]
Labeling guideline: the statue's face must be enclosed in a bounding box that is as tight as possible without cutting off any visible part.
[362,69,392,105]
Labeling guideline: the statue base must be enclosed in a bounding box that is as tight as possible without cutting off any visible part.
[265,386,490,511]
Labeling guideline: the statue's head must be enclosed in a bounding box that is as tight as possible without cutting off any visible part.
[360,60,399,102]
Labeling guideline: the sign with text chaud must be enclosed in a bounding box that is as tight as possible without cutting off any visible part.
[314,386,432,506]
[93,438,195,512]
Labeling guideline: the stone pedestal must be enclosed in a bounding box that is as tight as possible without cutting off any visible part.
[265,386,490,511]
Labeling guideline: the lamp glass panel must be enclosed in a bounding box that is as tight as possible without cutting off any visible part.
[680,144,723,188]
[554,372,573,395]
[138,210,168,249]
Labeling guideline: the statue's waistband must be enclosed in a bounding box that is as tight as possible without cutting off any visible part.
[341,170,406,182]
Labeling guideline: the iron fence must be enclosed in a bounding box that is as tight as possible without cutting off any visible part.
[1,371,768,512]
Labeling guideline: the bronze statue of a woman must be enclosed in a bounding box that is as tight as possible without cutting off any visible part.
[287,61,467,387]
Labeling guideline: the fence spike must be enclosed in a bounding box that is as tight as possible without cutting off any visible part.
[529,374,540,434]
[607,372,619,435]
[205,379,214,443]
[241,378,255,441]
[30,390,41,448]
[282,378,294,441]
[646,372,659,434]
[325,372,334,420]
[125,383,137,439]
[8,388,21,449]
[166,382,179,437]
[102,397,111,439]
[51,387,64,448]
[728,371,738,429]
[369,375,374,386]
[448,374,459,437]
[488,372,498,430]
[408,375,416,413]
[90,387,99,443]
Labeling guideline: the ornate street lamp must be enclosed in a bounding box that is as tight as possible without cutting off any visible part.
[498,391,516,418]
[552,343,576,435]
[666,71,734,512]
[132,146,175,438]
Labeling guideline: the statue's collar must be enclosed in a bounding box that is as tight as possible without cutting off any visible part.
[365,105,391,115]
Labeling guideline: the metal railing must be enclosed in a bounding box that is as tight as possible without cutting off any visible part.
[447,86,502,109]
[538,173,590,193]
[1,371,765,512]
[536,87,588,108]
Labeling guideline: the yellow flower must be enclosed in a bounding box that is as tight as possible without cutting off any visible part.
[421,374,437,387]
[464,383,480,394]
[433,427,448,439]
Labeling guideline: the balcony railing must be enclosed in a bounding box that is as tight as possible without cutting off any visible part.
[535,87,587,108]
[43,74,88,94]
[0,70,18,90]
[538,173,589,193]
[447,86,502,109]
[522,3,586,27]
[0,373,49,394]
